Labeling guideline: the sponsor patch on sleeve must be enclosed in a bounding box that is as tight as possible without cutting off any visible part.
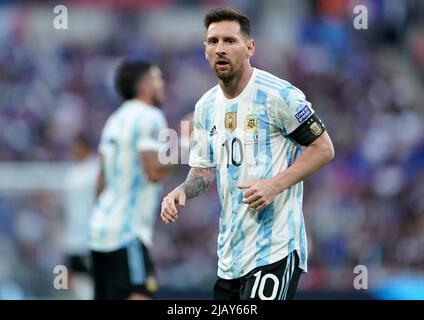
[294,105,313,124]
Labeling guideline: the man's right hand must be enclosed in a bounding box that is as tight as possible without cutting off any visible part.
[160,187,186,224]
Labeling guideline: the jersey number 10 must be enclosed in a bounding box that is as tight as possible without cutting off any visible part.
[222,138,244,168]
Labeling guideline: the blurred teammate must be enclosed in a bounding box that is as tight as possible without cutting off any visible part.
[90,60,170,300]
[161,8,335,300]
[63,134,97,300]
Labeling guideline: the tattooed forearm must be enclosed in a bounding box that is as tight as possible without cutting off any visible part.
[180,167,216,199]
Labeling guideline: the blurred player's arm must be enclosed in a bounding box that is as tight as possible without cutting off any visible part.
[160,166,215,224]
[141,111,194,183]
[138,110,176,183]
[141,151,173,183]
[95,156,105,198]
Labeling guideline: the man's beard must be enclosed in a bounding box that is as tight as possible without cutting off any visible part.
[217,74,234,82]
[152,95,163,108]
[215,68,236,83]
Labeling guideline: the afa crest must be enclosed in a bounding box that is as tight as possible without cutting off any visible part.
[310,121,323,136]
[244,115,258,133]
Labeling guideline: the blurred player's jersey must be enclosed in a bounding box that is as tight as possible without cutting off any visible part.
[190,68,312,279]
[64,155,98,256]
[90,100,167,252]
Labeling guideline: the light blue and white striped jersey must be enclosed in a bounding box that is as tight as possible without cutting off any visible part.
[90,99,167,252]
[189,68,312,279]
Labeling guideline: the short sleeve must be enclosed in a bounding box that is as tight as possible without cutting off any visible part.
[188,104,215,168]
[137,111,168,152]
[273,85,315,135]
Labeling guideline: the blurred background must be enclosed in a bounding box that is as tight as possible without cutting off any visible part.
[1,0,424,300]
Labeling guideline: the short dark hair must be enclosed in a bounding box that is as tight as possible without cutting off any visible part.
[115,60,153,100]
[204,7,251,37]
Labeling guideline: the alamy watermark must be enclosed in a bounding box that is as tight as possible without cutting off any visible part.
[353,5,368,30]
[157,122,273,173]
[53,265,68,290]
[353,265,368,290]
[53,5,68,30]
[53,4,368,31]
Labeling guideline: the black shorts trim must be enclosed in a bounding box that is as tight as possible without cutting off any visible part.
[91,238,157,300]
[213,251,302,300]
[66,254,91,273]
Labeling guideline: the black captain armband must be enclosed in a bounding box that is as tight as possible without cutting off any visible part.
[288,114,326,146]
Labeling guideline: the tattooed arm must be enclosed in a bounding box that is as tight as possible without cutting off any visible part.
[161,167,215,223]
[181,167,216,199]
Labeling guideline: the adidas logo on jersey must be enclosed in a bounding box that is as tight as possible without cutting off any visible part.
[210,125,217,137]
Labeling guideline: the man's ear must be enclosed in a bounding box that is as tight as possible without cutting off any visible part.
[203,41,208,60]
[246,38,255,58]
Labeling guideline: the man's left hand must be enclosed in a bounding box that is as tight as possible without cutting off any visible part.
[238,178,280,211]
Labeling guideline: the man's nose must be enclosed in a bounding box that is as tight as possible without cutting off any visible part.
[216,51,226,57]
[216,41,226,56]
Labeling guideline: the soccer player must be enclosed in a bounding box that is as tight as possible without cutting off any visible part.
[160,8,335,300]
[90,60,170,300]
[63,134,97,299]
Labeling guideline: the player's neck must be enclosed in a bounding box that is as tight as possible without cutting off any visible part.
[135,95,154,108]
[219,64,253,100]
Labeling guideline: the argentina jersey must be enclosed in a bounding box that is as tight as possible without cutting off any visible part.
[90,100,167,252]
[189,68,313,279]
